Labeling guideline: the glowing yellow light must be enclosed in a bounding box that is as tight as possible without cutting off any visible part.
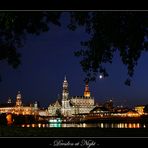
[101,123,104,128]
[32,124,35,128]
[6,114,13,125]
[129,123,132,128]
[27,124,30,127]
[83,123,86,127]
[38,123,41,128]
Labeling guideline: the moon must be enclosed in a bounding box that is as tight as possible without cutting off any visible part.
[99,74,103,79]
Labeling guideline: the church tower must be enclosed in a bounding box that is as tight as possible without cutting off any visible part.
[84,81,91,97]
[16,91,22,106]
[62,76,69,100]
[61,76,71,116]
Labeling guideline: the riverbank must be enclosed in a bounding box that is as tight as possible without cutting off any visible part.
[1,126,148,137]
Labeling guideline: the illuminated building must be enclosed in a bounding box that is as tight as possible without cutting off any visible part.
[134,105,145,115]
[125,110,139,117]
[103,99,113,111]
[90,106,110,115]
[48,100,62,116]
[48,76,96,117]
[61,76,72,116]
[16,91,22,106]
[0,91,39,115]
[83,81,90,97]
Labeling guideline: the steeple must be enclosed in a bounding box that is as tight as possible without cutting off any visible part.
[61,76,71,116]
[64,75,67,81]
[62,76,69,100]
[63,76,68,92]
[84,81,91,97]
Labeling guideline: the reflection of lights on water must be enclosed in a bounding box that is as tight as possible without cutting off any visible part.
[46,124,49,128]
[38,123,41,128]
[104,123,108,128]
[98,123,142,128]
[129,123,132,128]
[118,123,122,128]
[82,123,86,127]
[22,124,25,127]
[32,124,35,128]
[137,123,140,128]
[42,124,46,128]
[62,124,67,127]
[121,123,124,128]
[111,123,114,128]
[127,123,140,128]
[50,123,61,128]
[19,122,142,128]
[101,123,104,128]
[27,124,30,127]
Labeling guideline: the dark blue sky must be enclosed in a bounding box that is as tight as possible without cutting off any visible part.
[0,12,148,108]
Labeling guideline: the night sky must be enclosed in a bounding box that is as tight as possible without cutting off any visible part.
[0,12,148,108]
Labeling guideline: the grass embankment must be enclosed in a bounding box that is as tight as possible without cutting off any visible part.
[1,126,148,137]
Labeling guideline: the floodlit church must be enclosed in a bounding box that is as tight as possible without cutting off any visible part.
[48,76,96,117]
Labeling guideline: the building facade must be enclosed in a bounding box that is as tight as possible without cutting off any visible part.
[48,76,96,117]
[134,105,145,115]
[0,91,38,115]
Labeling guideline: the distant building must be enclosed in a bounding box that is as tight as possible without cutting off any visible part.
[90,106,110,116]
[7,97,12,104]
[48,76,96,117]
[103,99,113,111]
[134,105,145,115]
[48,100,61,116]
[38,109,49,116]
[16,91,22,106]
[113,105,129,113]
[0,91,39,115]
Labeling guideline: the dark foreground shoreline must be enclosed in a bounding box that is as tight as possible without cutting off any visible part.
[1,126,148,148]
[1,126,148,137]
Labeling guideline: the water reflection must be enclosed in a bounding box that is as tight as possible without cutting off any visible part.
[19,122,148,128]
[50,123,61,128]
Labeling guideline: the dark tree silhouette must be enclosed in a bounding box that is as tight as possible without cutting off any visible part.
[68,11,148,85]
[56,109,62,117]
[0,11,61,80]
[0,11,148,85]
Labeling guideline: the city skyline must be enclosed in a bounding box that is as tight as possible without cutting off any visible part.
[0,12,148,108]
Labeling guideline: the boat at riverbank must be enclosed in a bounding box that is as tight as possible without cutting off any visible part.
[49,118,62,123]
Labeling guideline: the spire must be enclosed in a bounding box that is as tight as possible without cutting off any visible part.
[84,81,91,97]
[64,75,67,81]
[64,75,67,83]
[62,75,69,100]
[63,75,68,88]
[57,94,60,100]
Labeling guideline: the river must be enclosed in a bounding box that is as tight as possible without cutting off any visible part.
[18,122,148,128]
